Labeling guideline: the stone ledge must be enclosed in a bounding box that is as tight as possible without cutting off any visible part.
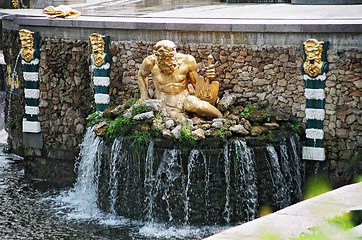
[7,15,362,34]
[204,182,362,239]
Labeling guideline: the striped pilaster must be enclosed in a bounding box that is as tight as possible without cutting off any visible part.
[89,34,111,112]
[92,64,110,112]
[302,39,328,161]
[303,74,325,160]
[20,30,41,133]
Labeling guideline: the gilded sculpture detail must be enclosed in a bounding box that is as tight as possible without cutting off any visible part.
[302,39,328,77]
[89,33,107,67]
[138,40,222,120]
[6,65,20,94]
[43,5,81,19]
[195,54,219,106]
[19,29,35,62]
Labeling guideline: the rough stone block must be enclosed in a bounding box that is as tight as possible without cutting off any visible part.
[23,132,43,149]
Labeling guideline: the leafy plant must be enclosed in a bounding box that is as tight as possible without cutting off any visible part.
[106,115,134,140]
[290,121,301,133]
[214,127,226,139]
[132,131,152,146]
[132,103,149,116]
[178,121,196,145]
[240,106,251,118]
[86,111,103,127]
[177,121,196,155]
[240,104,271,123]
[130,88,140,106]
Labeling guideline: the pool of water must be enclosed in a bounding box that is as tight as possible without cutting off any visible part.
[0,151,225,240]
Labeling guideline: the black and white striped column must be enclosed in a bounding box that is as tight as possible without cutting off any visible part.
[303,73,326,160]
[20,30,41,133]
[92,63,110,112]
[89,34,111,112]
[302,39,329,161]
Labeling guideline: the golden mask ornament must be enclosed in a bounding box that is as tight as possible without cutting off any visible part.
[19,29,35,62]
[303,39,325,77]
[89,33,107,67]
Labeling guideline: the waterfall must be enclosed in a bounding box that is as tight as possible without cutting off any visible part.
[223,143,231,223]
[234,140,258,222]
[184,149,199,224]
[224,139,258,223]
[66,128,303,226]
[279,139,292,206]
[108,138,126,214]
[156,149,183,222]
[266,144,288,209]
[63,127,103,218]
[289,134,303,202]
[144,141,155,222]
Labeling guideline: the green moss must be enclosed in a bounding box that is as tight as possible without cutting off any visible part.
[106,115,135,140]
[240,104,272,123]
[177,121,196,156]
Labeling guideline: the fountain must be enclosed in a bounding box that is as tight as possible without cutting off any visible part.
[1,2,361,238]
[36,39,301,227]
[71,127,303,226]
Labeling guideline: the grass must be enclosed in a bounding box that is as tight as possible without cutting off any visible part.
[176,121,197,156]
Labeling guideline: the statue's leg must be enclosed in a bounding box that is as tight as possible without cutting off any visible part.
[184,95,222,118]
[165,106,187,120]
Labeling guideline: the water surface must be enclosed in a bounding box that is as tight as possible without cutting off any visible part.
[0,151,223,239]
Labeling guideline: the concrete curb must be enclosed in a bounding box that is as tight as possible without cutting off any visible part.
[204,182,362,240]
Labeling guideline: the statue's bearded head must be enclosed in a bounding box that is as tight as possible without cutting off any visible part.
[19,29,35,62]
[154,40,182,75]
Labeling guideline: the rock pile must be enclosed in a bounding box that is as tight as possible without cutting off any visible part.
[94,98,290,144]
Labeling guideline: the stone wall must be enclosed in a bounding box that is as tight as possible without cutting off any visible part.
[109,41,361,161]
[37,38,92,151]
[2,30,361,184]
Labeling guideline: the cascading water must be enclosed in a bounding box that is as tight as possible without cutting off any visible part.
[289,134,303,201]
[59,128,304,238]
[108,138,125,214]
[266,144,289,209]
[225,140,258,222]
[61,127,104,219]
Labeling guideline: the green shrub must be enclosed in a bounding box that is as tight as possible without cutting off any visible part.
[86,111,103,127]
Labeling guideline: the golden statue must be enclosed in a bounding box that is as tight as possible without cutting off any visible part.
[43,5,81,19]
[303,39,327,77]
[89,33,106,67]
[6,65,20,91]
[138,40,222,120]
[19,29,35,62]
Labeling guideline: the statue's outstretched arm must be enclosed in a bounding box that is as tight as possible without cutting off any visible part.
[138,57,154,100]
[186,56,198,89]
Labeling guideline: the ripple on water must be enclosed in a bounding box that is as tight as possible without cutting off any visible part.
[0,153,222,240]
